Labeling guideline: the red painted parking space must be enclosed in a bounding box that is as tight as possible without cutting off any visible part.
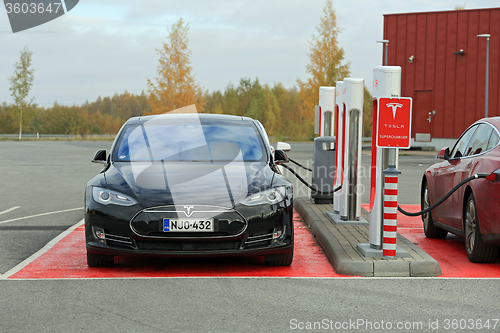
[9,210,346,279]
[363,204,500,278]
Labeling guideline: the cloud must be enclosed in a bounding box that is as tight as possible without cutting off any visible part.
[0,0,498,106]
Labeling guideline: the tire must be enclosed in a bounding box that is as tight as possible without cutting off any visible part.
[87,252,114,267]
[421,181,447,238]
[464,193,498,263]
[264,246,293,266]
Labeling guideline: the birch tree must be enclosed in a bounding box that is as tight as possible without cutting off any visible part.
[9,47,35,139]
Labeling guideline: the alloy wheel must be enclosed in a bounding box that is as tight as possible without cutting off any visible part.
[465,197,476,254]
[422,186,430,230]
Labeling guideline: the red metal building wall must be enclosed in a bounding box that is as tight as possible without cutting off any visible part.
[383,8,500,139]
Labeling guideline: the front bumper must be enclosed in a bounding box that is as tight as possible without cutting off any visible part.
[86,242,293,258]
[85,199,294,258]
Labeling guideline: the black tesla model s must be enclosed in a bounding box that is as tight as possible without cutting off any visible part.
[85,113,294,267]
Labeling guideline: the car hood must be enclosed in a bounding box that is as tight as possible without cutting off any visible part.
[104,161,275,208]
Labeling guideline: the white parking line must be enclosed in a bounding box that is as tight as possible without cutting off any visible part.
[0,206,21,216]
[3,276,499,281]
[0,207,82,225]
[0,219,84,280]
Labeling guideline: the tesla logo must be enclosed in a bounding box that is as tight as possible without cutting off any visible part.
[183,205,195,217]
[386,103,403,119]
[376,97,412,149]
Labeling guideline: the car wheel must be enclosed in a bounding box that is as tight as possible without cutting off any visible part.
[264,246,293,266]
[421,181,447,238]
[464,193,498,263]
[87,252,114,267]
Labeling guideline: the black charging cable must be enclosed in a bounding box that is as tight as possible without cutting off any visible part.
[281,163,342,195]
[288,158,312,172]
[398,173,489,217]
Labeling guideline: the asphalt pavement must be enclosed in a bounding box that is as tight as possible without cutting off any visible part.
[1,141,499,333]
[2,278,500,332]
[0,141,111,274]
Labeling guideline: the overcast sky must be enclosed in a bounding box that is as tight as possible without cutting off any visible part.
[0,0,498,107]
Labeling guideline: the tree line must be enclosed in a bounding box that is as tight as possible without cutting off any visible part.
[0,82,372,140]
[0,92,149,136]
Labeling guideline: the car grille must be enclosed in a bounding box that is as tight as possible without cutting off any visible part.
[130,205,247,238]
[146,231,229,237]
[244,230,273,248]
[136,241,241,251]
[105,230,134,248]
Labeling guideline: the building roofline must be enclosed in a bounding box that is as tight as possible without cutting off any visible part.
[384,7,500,17]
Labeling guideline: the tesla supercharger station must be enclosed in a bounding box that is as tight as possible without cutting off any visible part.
[327,78,367,223]
[312,87,336,203]
[357,66,411,257]
[370,66,401,250]
[314,86,335,137]
[333,81,344,213]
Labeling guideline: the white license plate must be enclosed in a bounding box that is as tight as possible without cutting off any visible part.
[162,218,214,232]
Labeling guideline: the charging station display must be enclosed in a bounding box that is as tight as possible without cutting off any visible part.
[376,97,412,148]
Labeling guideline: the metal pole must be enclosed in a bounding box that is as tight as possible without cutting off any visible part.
[377,40,389,66]
[478,34,491,118]
[385,43,388,66]
[346,109,360,221]
[485,37,489,118]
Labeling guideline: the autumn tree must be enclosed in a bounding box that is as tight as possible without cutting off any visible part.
[363,87,373,137]
[272,84,302,139]
[9,47,35,139]
[203,78,304,139]
[297,0,350,137]
[244,83,281,136]
[0,104,18,134]
[147,18,204,114]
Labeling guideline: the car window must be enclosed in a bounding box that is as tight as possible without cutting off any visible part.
[450,125,478,158]
[465,124,493,156]
[114,121,265,162]
[486,130,500,151]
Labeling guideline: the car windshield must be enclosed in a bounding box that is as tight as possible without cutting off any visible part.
[113,120,266,162]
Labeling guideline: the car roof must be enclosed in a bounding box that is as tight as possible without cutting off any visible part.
[125,113,254,125]
[481,117,500,130]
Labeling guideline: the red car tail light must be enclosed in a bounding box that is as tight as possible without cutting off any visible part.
[486,168,500,182]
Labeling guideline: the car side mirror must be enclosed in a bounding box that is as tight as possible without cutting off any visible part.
[92,150,107,164]
[276,142,291,152]
[437,147,450,160]
[274,149,289,164]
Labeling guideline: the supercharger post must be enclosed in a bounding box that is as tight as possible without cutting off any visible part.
[357,66,411,258]
[327,78,367,224]
[311,87,336,204]
[314,87,335,138]
[333,81,345,213]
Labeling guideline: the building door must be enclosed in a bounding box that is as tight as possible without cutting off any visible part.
[414,90,433,142]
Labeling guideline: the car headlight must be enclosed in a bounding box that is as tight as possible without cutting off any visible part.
[92,187,138,206]
[240,187,286,206]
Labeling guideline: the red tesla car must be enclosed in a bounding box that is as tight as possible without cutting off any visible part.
[422,117,500,263]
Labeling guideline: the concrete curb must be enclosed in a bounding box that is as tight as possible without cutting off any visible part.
[294,197,442,277]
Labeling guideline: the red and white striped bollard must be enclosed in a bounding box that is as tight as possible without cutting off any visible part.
[383,166,401,258]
